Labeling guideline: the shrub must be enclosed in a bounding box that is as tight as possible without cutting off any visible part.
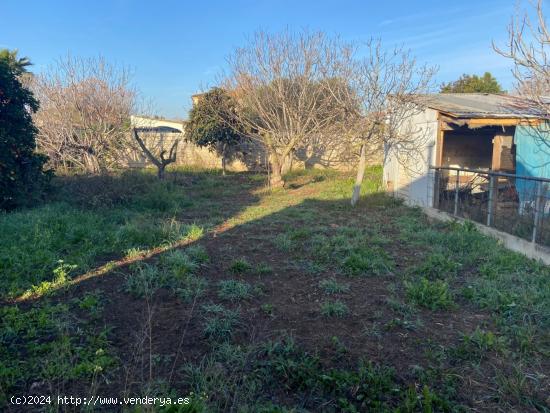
[405,277,454,310]
[0,54,51,210]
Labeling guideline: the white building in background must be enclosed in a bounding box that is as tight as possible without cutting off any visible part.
[383,93,543,208]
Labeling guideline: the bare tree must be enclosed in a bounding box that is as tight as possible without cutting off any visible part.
[495,0,550,113]
[326,40,436,205]
[32,55,136,173]
[132,128,179,180]
[224,30,353,187]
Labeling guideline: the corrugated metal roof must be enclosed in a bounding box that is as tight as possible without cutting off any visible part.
[424,93,543,118]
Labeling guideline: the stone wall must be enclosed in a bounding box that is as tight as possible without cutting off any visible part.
[124,132,382,172]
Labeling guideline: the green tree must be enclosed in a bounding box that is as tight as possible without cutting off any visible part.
[0,50,51,210]
[0,49,32,74]
[186,88,243,175]
[440,72,504,93]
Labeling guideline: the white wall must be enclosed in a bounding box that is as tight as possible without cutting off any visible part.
[383,108,439,207]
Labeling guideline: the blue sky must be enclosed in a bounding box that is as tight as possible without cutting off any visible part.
[2,0,521,119]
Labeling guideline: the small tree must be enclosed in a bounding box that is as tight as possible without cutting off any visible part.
[440,72,504,93]
[0,50,51,210]
[225,30,352,187]
[186,87,242,175]
[325,40,435,205]
[132,128,179,180]
[32,55,136,173]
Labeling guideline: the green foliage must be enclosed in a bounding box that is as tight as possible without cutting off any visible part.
[0,171,210,300]
[405,277,455,310]
[451,328,507,363]
[341,247,393,276]
[202,304,240,342]
[186,87,243,155]
[319,278,350,294]
[3,164,550,410]
[218,279,252,301]
[20,260,77,299]
[256,262,274,275]
[0,49,32,73]
[0,49,51,210]
[182,335,457,411]
[125,264,163,298]
[321,300,349,317]
[261,303,274,317]
[229,257,252,274]
[440,72,504,93]
[310,228,394,276]
[411,252,461,280]
[0,302,115,406]
[127,250,208,301]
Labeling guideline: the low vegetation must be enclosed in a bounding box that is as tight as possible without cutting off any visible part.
[1,166,549,411]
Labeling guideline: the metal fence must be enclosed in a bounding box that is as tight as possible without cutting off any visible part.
[430,166,550,247]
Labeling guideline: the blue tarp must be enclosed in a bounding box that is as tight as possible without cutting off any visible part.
[514,124,550,206]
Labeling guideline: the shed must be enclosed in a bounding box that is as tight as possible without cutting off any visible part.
[383,93,547,208]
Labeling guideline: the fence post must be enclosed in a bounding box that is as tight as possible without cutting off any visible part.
[487,174,496,227]
[433,168,440,208]
[532,181,544,243]
[453,170,460,216]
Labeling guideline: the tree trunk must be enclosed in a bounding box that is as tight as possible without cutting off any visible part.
[351,143,367,206]
[158,164,166,180]
[269,154,285,188]
[221,143,227,176]
[281,149,294,176]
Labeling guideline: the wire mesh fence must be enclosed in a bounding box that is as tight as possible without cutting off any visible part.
[430,166,550,247]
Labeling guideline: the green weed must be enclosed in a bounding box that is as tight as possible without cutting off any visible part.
[405,277,455,310]
[202,305,240,342]
[321,300,349,317]
[218,280,252,301]
[228,258,252,274]
[319,278,350,294]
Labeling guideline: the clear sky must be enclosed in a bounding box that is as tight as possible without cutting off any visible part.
[2,0,520,119]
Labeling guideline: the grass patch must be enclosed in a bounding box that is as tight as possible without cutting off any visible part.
[228,257,252,274]
[218,280,252,302]
[3,166,549,410]
[319,278,350,294]
[451,328,507,363]
[260,303,274,317]
[202,304,240,342]
[321,300,349,317]
[255,262,273,275]
[0,302,116,405]
[405,277,455,310]
[410,252,461,280]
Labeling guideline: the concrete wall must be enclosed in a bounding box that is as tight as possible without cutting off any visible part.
[423,206,550,265]
[383,108,439,207]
